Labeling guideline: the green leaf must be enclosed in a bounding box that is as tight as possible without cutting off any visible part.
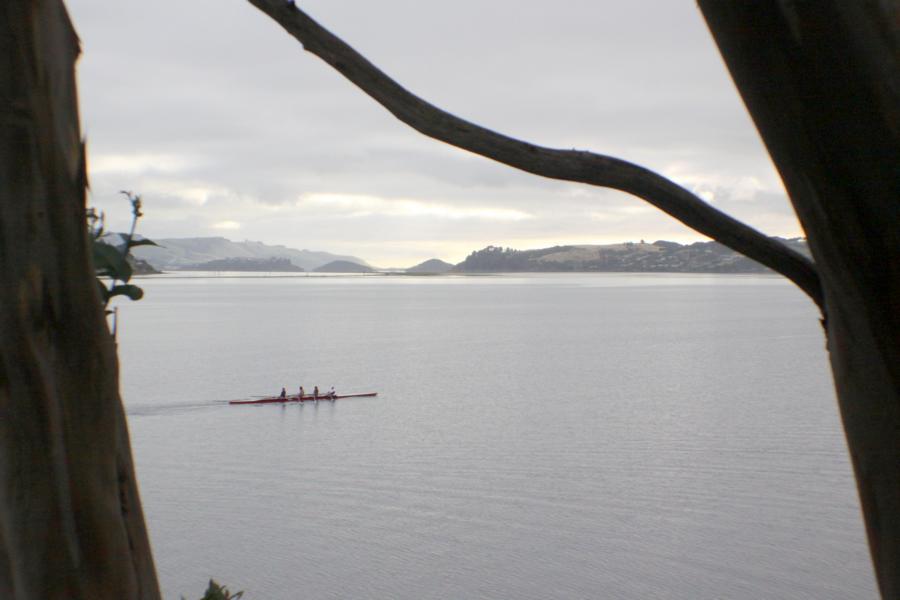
[199,580,243,600]
[93,241,133,282]
[127,238,159,249]
[108,284,144,301]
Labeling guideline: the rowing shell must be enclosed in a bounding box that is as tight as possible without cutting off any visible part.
[229,392,377,405]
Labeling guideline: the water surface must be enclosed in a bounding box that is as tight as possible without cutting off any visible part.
[119,273,875,599]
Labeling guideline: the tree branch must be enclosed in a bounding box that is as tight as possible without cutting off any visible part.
[247,0,824,310]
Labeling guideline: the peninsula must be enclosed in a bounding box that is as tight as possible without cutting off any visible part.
[453,239,809,274]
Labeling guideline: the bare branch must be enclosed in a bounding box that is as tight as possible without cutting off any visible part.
[247,0,824,310]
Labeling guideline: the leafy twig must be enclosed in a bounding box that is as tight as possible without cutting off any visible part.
[89,192,157,310]
[182,579,245,600]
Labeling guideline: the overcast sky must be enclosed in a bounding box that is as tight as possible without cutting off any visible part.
[66,0,803,267]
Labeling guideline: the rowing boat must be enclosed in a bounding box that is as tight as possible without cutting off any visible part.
[229,392,377,405]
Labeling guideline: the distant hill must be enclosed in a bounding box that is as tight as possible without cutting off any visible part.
[313,260,376,273]
[181,257,304,272]
[130,237,367,272]
[454,239,810,273]
[406,258,454,274]
[131,256,162,275]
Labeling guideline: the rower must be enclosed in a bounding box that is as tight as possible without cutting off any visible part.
[299,385,305,401]
[329,386,336,399]
[279,387,287,399]
[313,386,319,400]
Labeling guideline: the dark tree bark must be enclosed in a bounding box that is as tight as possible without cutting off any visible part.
[0,1,160,598]
[245,1,898,596]
[698,3,900,597]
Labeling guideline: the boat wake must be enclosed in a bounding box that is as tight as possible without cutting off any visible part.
[126,400,230,417]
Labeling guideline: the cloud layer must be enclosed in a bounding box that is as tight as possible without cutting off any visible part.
[68,0,802,266]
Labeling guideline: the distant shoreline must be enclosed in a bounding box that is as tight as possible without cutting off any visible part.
[132,271,785,280]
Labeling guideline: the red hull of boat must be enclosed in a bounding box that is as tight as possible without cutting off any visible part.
[229,392,377,405]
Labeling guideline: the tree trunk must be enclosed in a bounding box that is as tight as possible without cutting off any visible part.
[698,2,900,597]
[0,1,160,598]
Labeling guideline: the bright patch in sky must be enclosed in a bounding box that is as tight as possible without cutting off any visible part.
[298,193,533,221]
[89,153,194,175]
[210,220,241,230]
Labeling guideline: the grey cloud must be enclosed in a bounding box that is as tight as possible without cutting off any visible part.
[68,0,802,265]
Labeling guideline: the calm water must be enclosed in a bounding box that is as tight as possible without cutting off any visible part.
[118,273,876,599]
